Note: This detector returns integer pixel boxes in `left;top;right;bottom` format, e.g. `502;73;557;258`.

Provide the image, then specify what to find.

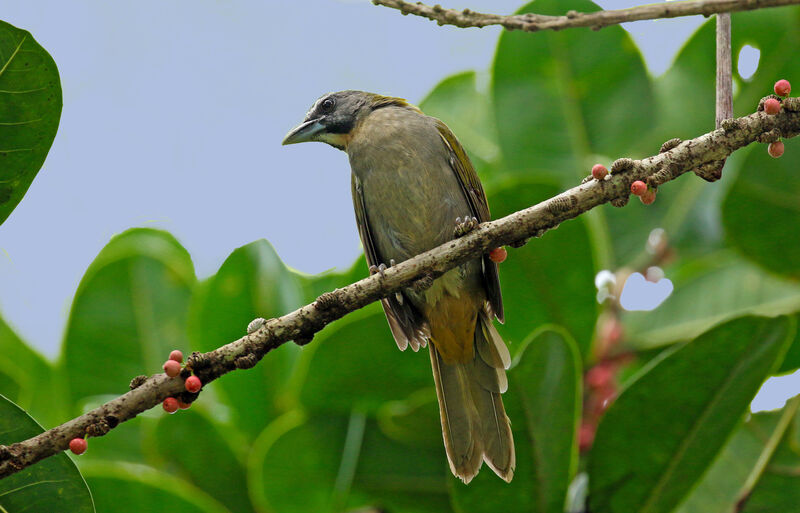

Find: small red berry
640;188;657;205
586;364;614;389
69;437;87;455
764;98;781;115
578;422;596;451
185;375;202;393
163;359;181;378
168;350;184;363
774;79;791;97
163;397;179;413
631;180;647;196
177;399;192;410
591;164;608;180
768;141;785;158
488;247;507;263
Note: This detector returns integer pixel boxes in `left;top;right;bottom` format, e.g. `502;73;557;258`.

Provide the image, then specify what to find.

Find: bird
283;90;514;484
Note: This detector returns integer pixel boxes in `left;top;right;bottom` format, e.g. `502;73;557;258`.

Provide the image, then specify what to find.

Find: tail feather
429;311;515;484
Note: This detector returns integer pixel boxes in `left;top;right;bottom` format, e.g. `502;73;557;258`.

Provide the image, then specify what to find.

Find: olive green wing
434;119;504;323
351;173;430;351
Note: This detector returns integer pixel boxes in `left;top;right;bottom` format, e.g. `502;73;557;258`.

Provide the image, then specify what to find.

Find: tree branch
372;0;800;32
2;98;799;479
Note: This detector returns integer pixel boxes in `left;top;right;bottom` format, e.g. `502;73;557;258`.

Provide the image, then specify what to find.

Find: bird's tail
429;310;515;484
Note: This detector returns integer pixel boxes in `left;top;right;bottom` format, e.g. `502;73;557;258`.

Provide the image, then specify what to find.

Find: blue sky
0;0;708;358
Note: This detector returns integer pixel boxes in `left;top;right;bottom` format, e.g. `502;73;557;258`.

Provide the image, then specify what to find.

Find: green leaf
153;409;254;513
0;21;62;226
81;461;229;513
722;135;800;280
187;239;305;438
676;403;796;513
589;315;795;513
450;328;581;513
62;228;196;408
0;312;63;425
419;71;499;175
740;397;800;513
0;394;93;513
777;316;800;374
489;180;597;356
623;253;800;349
299;306;431;414
492;0;653;184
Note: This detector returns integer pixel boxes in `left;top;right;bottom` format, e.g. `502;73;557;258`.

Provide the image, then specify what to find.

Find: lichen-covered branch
1;98;799;479
373;0;800;32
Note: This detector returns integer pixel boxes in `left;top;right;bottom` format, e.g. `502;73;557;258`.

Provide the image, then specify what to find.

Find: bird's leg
453;215;479;238
369;259;404;304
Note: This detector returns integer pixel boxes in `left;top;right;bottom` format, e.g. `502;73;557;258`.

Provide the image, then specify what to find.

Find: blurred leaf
676;403;796;513
0;313;63;425
187;239;305;438
62;228;195;407
489;180;597;356
451;328;581;513
299;306;431;414
492;0;653;184
377;388;441;449
0;21;62;226
0;394;93;513
778;316;800;374
419;71;499;175
589;315;795;513
293;254;367;304
741;397;800;512
722;135;800;280
249;410;450;513
153;409;254;513
623;253;800;349
82;461;229;513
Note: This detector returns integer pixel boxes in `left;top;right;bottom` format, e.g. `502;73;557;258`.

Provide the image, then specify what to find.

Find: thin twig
372;0;800;32
1;98;799;479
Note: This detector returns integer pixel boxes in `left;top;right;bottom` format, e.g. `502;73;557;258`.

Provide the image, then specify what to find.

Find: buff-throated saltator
283;91;514;483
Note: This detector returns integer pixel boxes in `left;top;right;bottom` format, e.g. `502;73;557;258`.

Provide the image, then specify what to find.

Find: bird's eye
320;98;335;112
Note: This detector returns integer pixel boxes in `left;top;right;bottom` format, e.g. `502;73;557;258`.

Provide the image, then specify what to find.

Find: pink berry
163;359;181;378
578;422;596;452
774;79;791;97
768;141;785;158
489;247;507;264
163;397;179;413
69;437;87;455
168;350;184;363
185;375;202;393
631;180;647;196
177;399;192;410
640;188;657;205
764;98;781;115
591;164;608;180
586;364;614;389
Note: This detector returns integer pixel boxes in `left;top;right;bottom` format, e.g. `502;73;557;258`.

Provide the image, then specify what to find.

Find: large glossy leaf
489;180;597;356
0;21;62;226
676;402;797;513
450;328;581;513
0;313;63;425
299;306;431;414
623;253;800;349
589;316;795;513
187;239;305;438
82;462;229;513
741;397;800;512
62;228;196;408
0;394;94;513
492;0;653;184
722;135;800;280
153;409;254;513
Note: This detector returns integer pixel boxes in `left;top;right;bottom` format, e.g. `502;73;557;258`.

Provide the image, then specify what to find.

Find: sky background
5;0;789;410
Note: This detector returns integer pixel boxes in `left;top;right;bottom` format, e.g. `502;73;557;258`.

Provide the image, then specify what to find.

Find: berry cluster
68;349;203;455
630;180;656;205
765;79;791;158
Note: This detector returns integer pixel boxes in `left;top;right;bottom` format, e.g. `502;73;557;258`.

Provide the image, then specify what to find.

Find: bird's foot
369;260;403;303
453;215;479;238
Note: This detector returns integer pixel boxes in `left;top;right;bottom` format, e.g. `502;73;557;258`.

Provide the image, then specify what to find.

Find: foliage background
1;1;800;512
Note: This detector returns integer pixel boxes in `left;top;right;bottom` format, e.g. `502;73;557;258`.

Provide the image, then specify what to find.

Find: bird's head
282;90;411;150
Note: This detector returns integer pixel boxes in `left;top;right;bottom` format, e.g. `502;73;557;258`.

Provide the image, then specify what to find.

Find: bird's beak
282;119;325;145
